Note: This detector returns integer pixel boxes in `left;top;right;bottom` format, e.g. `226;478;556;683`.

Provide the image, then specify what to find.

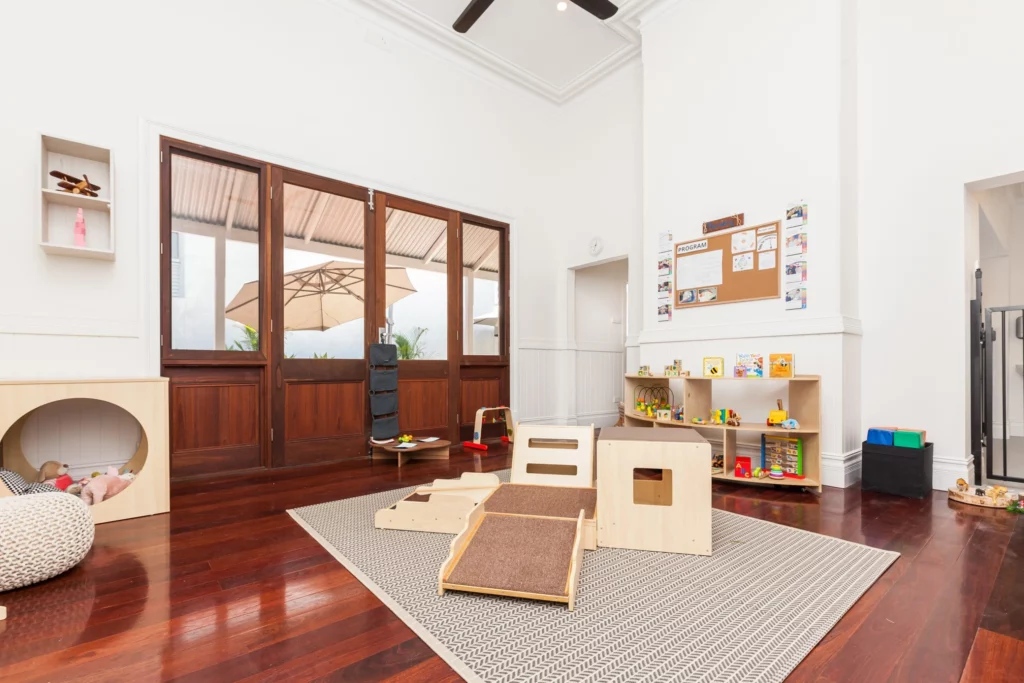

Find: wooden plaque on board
673;221;780;308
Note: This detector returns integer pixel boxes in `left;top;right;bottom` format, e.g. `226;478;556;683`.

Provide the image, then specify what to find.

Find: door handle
276;365;282;389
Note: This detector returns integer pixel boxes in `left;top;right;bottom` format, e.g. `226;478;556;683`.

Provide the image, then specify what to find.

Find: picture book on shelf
769;353;795;378
736;353;763;378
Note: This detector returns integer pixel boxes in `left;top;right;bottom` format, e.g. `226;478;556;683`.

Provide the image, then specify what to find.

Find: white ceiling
354;0;669;103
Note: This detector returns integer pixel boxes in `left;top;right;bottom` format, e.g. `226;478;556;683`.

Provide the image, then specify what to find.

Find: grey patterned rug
289;471;898;683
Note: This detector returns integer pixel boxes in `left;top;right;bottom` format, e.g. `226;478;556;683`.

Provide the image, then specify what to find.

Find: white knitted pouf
0;493;95;592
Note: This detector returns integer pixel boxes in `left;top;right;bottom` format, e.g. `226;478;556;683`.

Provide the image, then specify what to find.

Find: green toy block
893;430;925;449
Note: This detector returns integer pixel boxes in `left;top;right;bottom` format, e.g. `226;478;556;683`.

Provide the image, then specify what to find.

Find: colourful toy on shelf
767;399;788;426
656;408;672;421
636;365;652;377
634;385;674;420
692;417;707;425
769;464;785;479
710;409;741;426
780;419;800;430
762;434;804;478
735;456;752;478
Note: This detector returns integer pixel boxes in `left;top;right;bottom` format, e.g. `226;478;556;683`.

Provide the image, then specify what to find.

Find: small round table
371;439;451;468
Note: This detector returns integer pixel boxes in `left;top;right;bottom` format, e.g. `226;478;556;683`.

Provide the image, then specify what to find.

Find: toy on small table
398;434;414;444
735;456;752;478
767;399;788;427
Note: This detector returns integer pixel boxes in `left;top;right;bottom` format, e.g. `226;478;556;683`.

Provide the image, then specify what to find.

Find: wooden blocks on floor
597;426;712;556
374;472;499;534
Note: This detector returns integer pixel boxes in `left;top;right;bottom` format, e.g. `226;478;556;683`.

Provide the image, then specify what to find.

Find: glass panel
385;208;447;360
280;183;366;359
170;154;260;351
462;222;502;356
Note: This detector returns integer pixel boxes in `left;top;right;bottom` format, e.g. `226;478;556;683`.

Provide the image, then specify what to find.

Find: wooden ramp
438;508;585;611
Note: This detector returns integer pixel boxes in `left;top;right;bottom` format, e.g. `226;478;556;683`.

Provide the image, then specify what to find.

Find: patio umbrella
225;261;416;332
473;310;500;326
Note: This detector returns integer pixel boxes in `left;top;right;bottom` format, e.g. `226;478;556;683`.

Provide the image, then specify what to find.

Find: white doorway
569;258;628;427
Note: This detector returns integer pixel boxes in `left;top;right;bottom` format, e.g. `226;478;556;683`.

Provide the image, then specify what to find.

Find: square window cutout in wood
633;468;673;506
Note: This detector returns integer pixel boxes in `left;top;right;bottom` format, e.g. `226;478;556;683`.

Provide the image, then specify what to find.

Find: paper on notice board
757;234;777;252
732;252;754;272
759;250;776;270
731;230;756;254
676;249;723;289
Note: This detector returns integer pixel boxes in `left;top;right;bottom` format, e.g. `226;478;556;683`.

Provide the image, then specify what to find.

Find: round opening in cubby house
0;398;147;505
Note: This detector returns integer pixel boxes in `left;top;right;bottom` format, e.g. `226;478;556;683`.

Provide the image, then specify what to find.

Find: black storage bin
369;343;398;367
369;367;398;392
372;414;400;440
861;441;933;498
370;391;398;417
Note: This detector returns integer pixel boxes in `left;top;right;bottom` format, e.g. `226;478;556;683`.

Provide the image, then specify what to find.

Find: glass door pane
170;153;261;352
385;207;448;359
281;183;366;359
462;222;502;356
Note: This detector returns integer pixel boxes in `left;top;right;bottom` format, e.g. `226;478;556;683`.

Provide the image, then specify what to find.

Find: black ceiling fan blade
453;0;496;33
569;0;618;20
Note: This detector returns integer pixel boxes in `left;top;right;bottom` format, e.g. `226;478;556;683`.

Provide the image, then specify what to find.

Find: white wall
638;0;861;487
859;0;1024;487
0;0;643;428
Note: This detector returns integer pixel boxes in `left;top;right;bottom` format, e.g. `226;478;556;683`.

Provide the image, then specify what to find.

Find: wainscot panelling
575;349;624;425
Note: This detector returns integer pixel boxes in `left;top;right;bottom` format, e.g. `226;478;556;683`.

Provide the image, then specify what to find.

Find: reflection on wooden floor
0;444;1022;682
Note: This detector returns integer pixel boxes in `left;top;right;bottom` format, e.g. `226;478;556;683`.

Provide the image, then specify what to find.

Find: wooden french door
378;194;460;442
161;137;510;480
269;168;374;467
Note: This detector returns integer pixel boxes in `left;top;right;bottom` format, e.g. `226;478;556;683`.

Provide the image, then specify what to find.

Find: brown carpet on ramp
445;514;577;597
484;484;596;520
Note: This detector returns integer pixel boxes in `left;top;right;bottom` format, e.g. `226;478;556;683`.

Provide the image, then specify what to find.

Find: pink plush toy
80;467;135;505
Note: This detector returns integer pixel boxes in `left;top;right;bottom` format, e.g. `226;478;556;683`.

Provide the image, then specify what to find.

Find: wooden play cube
596;427;712;556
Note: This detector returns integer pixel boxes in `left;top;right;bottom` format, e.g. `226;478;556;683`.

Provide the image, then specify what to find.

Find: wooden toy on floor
375;472;500;534
462;406;514;452
438;424;596;609
596;427;712;556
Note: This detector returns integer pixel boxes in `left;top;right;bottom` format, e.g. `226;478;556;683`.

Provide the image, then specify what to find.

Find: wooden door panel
285;381;365;440
460;378;501;425
167;372;263;479
398;379;448;432
172;384;259;450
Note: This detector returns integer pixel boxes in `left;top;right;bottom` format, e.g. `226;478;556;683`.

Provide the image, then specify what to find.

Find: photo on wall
785;286;807;310
678;288;696;305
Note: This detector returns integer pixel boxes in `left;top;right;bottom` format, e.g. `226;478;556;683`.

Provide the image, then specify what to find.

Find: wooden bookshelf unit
623;373;822;492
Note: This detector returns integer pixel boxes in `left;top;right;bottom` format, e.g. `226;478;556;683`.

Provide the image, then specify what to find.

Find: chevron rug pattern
289;471;898;683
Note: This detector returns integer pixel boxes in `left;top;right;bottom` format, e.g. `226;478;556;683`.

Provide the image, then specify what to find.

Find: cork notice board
674;221;780;308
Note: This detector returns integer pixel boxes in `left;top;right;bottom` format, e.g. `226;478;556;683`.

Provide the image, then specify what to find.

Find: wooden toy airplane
49;171;101;197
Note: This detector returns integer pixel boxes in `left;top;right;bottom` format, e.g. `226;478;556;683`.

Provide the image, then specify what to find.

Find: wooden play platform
374;472;500;534
482;483;597;550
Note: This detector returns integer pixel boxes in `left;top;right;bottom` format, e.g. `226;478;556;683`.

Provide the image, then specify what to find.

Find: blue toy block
866;428;894;446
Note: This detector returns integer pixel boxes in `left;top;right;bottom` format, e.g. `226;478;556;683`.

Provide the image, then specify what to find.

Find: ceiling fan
453;0;619;34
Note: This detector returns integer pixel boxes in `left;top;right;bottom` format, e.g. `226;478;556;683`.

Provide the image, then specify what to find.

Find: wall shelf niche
39;134;115;260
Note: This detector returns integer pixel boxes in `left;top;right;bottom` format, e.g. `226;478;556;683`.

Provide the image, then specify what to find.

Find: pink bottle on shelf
74;208;86;247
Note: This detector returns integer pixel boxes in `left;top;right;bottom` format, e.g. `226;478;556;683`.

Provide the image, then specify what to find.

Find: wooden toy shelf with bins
623;373;822;492
683;375;822;492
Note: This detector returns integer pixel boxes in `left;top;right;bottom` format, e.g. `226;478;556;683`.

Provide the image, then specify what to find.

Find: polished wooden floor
1;445;1022;682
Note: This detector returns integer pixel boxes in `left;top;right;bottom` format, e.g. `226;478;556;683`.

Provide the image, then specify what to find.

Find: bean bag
0;492;94;593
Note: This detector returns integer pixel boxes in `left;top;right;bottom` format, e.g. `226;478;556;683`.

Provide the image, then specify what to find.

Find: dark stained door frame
159;136;511;479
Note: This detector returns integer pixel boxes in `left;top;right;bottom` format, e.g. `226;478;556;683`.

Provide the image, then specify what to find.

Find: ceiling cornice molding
616;0;685;31
341;0;644;104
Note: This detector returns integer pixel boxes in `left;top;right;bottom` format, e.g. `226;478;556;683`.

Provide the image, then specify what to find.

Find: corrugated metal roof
170;154;499;273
